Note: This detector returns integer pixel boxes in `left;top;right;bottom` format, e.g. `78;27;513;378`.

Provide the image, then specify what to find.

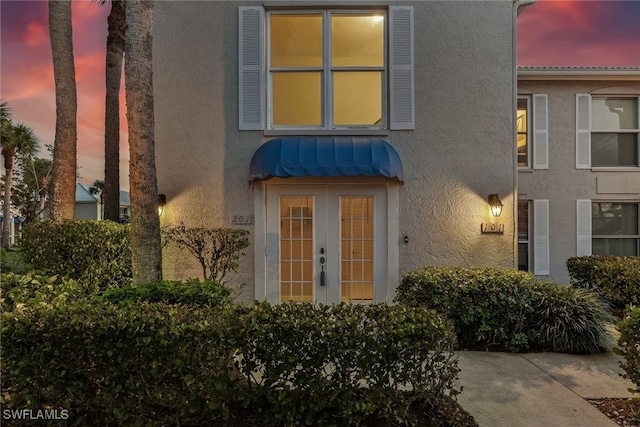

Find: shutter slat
239;7;263;130
389;6;414;130
576;199;592;256
533;199;549;275
533;94;548;169
576;94;591;168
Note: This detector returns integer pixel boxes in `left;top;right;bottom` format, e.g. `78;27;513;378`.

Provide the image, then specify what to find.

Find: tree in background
102;0;125;222
12;156;53;223
89;179;105;220
48;0;78;220
125;0;162;284
1;117;39;248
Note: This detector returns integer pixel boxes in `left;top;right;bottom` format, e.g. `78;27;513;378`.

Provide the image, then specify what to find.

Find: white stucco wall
518;78;640;283
153;1;517;302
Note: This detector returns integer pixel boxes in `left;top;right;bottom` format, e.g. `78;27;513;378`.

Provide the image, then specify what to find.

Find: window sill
518;168;534;173
591;167;640;172
265;129;390;137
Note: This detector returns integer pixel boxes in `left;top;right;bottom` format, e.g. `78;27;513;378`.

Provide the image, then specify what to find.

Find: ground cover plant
396;266;615;353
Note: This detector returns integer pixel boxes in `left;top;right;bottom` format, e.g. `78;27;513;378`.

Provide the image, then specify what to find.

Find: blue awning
249;137;404;183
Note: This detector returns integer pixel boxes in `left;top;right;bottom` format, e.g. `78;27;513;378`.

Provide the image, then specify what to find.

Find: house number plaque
481;223;504;234
231;214;254;225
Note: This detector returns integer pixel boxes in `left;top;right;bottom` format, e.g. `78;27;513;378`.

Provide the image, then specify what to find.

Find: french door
265;184;388;304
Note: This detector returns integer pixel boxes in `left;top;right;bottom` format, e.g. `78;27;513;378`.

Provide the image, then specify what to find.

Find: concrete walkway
456;351;636;427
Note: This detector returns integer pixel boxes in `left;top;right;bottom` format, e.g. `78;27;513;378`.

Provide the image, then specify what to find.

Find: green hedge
1;272;89;312
239;302;459;426
566;256;640;308
18;220;131;290
100;278;233;307
614;306;640;394
396;266;614;353
2;298;461;426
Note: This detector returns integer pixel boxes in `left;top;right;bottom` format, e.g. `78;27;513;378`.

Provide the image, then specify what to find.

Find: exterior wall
518;78;640;282
153;1;517;302
74;203;99;220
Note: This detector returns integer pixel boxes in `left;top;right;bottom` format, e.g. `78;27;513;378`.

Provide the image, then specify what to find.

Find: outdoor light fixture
488;194;503;217
158;194;167;216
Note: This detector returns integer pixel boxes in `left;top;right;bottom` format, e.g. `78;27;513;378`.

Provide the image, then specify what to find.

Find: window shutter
576;199;592;256
533;199;549;275
576;94;591;168
238;7;263;130
532;94;548;169
389;6;414;130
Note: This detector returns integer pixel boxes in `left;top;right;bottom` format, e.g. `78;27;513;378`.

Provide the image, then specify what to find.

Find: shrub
100;278;233;307
396;267;535;351
528;281;615;353
238;302;459;426
0;247;6;264
0;272;88;312
1;299;246;426
162;224;250;284
567;256;640;308
396;266;614;353
18;220;131;290
614;306;640;394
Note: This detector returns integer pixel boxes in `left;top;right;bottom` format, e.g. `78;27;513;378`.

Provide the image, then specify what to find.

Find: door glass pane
592;97;638;130
331;15;384;67
340;196;374;303
333;71;382;126
591;133;638;167
270;14;322;67
273;72;322;126
280;197;313;302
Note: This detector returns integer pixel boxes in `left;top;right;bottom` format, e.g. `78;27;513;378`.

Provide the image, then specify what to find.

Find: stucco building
153;0;537;303
517;67;640;282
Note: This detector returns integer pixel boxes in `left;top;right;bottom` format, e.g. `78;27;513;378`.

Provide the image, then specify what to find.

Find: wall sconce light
158;193;167;216
488;194;503;217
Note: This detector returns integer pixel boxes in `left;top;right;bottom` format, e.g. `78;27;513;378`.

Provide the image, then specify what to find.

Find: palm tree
102;0;125;222
125;0;162;284
1;122;39;248
88;179;105;220
24;157;53;221
48;0;78;220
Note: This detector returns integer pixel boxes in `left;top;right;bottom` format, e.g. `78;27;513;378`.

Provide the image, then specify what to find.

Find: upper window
268;11;385;130
591;97;639;167
238;6;414;132
517;97;530;168
592;202;639;256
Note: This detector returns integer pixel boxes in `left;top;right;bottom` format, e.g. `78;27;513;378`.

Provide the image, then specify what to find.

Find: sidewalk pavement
456;351;636;427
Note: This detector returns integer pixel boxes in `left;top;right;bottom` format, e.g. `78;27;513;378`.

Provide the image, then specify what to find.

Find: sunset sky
1;0;639;190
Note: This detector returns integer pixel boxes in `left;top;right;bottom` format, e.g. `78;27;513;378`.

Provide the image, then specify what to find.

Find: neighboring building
517;66;640;282
74;183;131;222
153;1;535;304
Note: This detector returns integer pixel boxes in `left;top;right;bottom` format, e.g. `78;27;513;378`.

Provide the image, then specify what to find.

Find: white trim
576;199;592;256
253;182;267;300
532;94;548;169
533;199;549;275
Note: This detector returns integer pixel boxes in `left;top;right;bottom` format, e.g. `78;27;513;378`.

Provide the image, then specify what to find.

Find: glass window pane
331;15;384;67
273;72;322;126
592;203;638;236
333;72;382;126
592;238;638;256
517;135;528;167
518;201;529;241
517;99;528;132
270;14;322;67
591;134;638;167
592;97;638;130
518;243;529;271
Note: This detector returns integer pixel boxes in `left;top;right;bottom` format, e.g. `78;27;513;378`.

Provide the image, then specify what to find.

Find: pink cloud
24;22;47;47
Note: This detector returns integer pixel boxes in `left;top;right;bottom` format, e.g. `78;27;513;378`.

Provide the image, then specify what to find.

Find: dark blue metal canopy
249;137;404;183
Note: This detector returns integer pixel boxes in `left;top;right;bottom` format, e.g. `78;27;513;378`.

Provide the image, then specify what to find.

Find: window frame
517;96;531;169
590;95;640;168
517;199;531;271
591;201;640;256
266;9;388;132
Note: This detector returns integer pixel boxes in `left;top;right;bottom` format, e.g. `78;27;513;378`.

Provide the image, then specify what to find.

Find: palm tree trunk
2;152;14;248
125;0;162;284
103;0;125;222
48;0;78;220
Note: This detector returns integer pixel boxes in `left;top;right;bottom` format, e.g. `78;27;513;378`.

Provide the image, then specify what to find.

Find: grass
1;249;31;273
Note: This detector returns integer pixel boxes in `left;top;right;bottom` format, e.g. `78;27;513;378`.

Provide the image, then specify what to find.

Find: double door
265;184;387;304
